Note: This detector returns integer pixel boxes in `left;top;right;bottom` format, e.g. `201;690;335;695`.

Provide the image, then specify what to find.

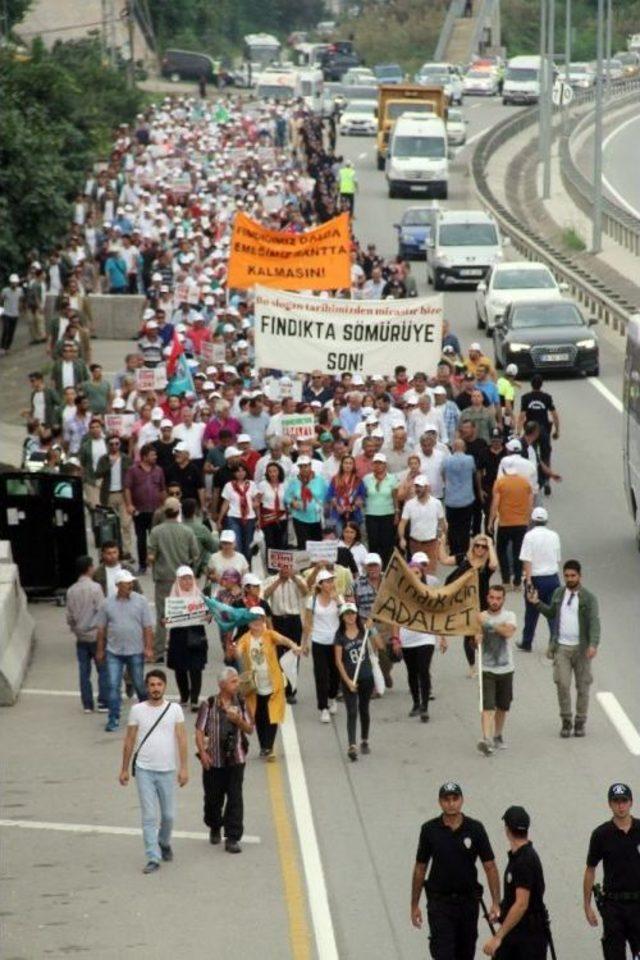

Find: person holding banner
440;534;499;677
256;462;289;557
166;566;208;712
233;610;302;761
263;563;309;704
333;604;375;762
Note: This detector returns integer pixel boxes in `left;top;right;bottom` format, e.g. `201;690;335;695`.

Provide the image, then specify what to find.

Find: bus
243;33;281;71
623;313;640;547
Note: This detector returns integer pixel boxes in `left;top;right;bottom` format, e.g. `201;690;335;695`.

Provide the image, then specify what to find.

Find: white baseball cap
372;453;387;463
160;418;173;428
220;530;236;543
173;442;189;453
115;569;135;584
112;397;126;409
224;446;241;458
531;506;549;522
505;363;519;376
469;342;482;352
411;551;429;564
316;570;335;583
506;438;522;452
237;433;251;444
364;552;382;566
296;456;312;466
249;605;266;617
414;475;430;486
151;407;164;419
176;565;194;578
243;573;262;587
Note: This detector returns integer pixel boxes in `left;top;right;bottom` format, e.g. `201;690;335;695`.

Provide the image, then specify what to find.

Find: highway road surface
2;96;639;960
602;109;640;219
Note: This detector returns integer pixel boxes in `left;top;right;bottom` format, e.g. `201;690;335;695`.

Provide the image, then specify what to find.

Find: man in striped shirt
195;667;254;853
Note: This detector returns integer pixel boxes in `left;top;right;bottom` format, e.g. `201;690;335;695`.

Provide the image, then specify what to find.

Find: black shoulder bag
132;703;172;777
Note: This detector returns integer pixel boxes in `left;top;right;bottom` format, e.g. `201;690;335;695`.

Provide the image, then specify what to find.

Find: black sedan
493;299;599;376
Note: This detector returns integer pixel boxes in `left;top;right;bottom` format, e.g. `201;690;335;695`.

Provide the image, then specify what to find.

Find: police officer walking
411;781;500;959
584;782;640;959
483;806;548;958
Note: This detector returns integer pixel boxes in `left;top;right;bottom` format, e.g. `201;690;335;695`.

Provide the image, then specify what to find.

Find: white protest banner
104;413;136;438
199;340;226;365
281;413;316;441
306;540;339;564
262;376;303;403
279;649;299;692
135;364;167;391
254;286;443;376
267;548;310;572
164;596;209;628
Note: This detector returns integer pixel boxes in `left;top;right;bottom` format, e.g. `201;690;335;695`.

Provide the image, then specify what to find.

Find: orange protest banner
227;211;351;291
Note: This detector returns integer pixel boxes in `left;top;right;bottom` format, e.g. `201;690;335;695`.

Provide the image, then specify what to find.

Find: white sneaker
328;699;337;715
320;709;331;723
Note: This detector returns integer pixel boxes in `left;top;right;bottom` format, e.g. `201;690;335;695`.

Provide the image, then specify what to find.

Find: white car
415;63;463;104
462;69;499;96
338;99;377;135
343;67;377;85
446;108;467;145
567;62;595;89
475;261;567;332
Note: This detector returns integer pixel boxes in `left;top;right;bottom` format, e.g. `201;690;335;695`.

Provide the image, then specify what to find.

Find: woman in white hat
333;604;375;761
166;566;208;711
233;609;301;761
302;570;343;723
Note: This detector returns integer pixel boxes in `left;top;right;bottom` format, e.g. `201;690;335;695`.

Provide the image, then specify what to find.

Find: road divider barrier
471;77;640;335
0;542;35;706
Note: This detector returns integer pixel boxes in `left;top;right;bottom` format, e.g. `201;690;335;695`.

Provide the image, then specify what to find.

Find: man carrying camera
195;666;254;854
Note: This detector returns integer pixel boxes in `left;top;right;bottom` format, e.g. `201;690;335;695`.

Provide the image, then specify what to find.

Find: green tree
0;37;142;276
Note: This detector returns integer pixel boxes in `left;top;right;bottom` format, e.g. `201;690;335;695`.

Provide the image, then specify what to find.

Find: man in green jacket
529;559;600;739
181;497;218;576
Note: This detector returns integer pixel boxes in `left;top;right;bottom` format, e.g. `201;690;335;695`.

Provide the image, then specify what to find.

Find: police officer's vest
339;166;356;194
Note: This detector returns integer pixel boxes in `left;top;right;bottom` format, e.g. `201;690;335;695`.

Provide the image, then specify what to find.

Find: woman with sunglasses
333;604;375;761
439;534;498;677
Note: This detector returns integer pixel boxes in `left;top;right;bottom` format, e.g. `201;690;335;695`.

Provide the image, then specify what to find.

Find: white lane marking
358;150;368;160
588;377;623;413
602;113;640;219
596;693;640;756
0;819;261;843
281;705;339;960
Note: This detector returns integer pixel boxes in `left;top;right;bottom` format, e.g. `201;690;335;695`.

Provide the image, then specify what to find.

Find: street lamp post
592;0;605;253
605;0;612;96
542;0;555;198
539;0;547;161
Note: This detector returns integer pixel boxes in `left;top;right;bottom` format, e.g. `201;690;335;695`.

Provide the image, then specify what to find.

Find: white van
502;55;542;105
427;209;505;290
255;70;301;102
298;68;324;112
386;115;448;199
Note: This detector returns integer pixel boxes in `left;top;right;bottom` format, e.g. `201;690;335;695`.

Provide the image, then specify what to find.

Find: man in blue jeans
517;506;561;651
119;670;188;873
65;555;109;712
96;569;153;731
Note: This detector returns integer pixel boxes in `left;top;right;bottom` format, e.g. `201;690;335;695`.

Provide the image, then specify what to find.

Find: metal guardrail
471;82;640;334
559;82;640;256
434;0;466;62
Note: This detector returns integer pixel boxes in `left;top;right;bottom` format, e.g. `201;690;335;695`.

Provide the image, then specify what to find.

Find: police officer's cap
502;806;530;833
608;783;632;802
439;781;463;798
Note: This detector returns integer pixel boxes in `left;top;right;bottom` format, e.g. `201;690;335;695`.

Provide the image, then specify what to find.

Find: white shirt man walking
517;506;561;651
119;669;188;873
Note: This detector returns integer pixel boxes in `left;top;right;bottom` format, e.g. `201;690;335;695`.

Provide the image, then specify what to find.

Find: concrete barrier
88;294;146;339
0;542;35;706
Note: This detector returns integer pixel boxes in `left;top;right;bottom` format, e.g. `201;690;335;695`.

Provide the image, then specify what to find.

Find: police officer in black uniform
584;782;640;959
411;781;500;959
483;806;548;958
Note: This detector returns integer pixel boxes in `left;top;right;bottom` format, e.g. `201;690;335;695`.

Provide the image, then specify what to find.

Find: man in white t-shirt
497;438;538;494
173;407;206;466
119;669;188;873
518;506;561;651
476;585;517;756
397;476;445;572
